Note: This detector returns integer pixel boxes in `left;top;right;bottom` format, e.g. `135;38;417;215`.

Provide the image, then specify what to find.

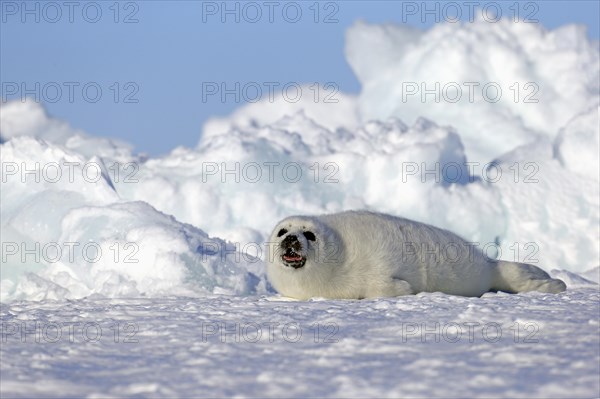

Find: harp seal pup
266;211;566;300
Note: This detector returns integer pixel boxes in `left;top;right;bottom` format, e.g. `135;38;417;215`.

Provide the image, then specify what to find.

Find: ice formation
1;18;598;302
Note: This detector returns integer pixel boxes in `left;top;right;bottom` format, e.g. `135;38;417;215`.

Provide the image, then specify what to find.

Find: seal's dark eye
277;229;288;237
303;231;316;241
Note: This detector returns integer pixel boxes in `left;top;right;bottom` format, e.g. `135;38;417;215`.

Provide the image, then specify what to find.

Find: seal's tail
490;261;567;294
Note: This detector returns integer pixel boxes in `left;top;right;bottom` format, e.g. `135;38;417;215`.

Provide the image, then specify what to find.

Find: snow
582;266;600;284
554;106;600;182
346;19;599;164
0;100;133;161
1;289;599;398
0;134;268;302
0;16;599;397
202;84;361;138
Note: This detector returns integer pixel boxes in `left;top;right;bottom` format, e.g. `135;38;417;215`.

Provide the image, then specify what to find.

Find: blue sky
2;0;599;156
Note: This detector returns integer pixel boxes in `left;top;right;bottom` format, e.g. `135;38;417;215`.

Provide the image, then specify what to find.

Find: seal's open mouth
282;248;306;269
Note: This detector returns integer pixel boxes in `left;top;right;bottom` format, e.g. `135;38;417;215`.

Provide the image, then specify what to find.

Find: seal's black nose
282;234;297;245
281;234;301;250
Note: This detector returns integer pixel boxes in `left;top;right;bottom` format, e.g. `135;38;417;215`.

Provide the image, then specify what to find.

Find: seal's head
268;216;322;270
266;215;345;299
274;226;315;269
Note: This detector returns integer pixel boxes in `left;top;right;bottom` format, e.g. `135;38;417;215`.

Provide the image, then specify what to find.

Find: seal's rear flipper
491;261;567;294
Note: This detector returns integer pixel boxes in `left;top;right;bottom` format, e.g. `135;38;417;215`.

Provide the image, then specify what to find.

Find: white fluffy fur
267;211;566;299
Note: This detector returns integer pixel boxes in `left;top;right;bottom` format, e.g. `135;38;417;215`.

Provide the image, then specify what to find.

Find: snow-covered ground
2;289;599;398
1;16;599;398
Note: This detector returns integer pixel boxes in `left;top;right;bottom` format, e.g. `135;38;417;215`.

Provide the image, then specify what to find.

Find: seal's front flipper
368;278;413;298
